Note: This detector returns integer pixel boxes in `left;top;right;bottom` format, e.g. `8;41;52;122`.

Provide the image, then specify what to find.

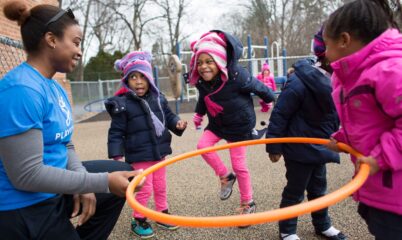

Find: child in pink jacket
256;63;277;112
325;1;402;239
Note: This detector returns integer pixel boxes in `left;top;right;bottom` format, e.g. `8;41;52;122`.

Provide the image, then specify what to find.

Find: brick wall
0;0;73;104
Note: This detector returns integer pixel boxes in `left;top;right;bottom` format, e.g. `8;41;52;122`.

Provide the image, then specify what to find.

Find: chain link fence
0;36;25;78
70;76;177;120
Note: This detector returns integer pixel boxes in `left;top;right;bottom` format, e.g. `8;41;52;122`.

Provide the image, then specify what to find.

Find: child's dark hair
325;0;402;44
3;0;78;53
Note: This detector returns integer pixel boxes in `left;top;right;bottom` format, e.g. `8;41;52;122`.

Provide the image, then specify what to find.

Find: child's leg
279;159;312;234
306;164;331;232
197;130;228;177
131;162;154;219
228;145;252;203
358;203;402;239
152;164;168;212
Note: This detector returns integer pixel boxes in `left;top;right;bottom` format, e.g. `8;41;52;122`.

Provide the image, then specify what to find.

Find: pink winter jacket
331;29;402;215
257;73;277;92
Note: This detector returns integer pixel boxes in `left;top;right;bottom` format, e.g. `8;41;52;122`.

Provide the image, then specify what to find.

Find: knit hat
189;31;229;117
262;63;270;72
114;51;159;96
189;31;228;86
114;51;165;136
313;27;326;59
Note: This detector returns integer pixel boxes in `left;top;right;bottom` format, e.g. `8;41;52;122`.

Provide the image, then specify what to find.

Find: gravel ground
72;110;374;240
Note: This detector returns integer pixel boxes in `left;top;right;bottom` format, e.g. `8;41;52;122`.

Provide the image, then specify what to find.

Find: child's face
263;70;270;76
127;71;149;96
197;53;219;82
323;33;345;63
323;31;365;63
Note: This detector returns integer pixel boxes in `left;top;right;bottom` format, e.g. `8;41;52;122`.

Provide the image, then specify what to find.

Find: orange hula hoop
126;137;369;228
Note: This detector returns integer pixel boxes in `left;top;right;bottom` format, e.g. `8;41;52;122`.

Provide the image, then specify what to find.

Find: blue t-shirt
0;62;74;210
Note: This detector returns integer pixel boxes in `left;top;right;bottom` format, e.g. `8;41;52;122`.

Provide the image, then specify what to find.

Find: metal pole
98;79;104;111
282;48;287;77
176;42;181;59
264;36;269;62
175;41;183;113
153;66;159;88
247;34;252;74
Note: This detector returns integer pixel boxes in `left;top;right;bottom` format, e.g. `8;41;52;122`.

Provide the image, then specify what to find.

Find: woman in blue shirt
0;1;141;239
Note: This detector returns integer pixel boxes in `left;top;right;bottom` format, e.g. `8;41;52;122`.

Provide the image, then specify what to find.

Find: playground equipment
127;137;369;228
167;54;182;99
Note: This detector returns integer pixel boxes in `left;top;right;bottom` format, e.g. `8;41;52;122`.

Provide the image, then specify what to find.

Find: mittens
193;113;204;130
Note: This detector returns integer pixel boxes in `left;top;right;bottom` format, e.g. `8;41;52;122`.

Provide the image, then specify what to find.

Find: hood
210;30;243;67
294;59;334;113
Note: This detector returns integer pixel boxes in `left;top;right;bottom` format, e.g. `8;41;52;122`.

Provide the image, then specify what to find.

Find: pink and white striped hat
189;32;228;86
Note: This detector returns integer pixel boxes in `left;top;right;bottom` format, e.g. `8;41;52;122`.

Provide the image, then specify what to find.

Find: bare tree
99;0;164;50
91;1;120;52
240;0;345;56
152;0;190;53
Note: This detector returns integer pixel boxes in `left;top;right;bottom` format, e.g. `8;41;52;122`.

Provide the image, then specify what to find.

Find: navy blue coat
195;30;275;142
105;92;183;163
266;59;340;164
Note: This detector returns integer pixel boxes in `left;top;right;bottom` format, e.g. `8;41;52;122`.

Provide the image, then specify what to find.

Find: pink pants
131;161;168;219
197;130;253;203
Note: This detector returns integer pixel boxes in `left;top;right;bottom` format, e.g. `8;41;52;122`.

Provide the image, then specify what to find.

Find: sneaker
280;233;300;240
237;201;257;228
315;229;347;240
131;218;154;239
156;210;179;230
219;172;236;200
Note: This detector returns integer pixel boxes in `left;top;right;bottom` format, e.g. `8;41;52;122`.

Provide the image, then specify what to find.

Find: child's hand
176;120;188;130
325;138;341;152
269;153;282;163
193;113;203;130
356;156;380;175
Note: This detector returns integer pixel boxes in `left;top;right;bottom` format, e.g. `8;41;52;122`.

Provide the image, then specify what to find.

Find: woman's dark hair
3;0;78;53
325;0;402;44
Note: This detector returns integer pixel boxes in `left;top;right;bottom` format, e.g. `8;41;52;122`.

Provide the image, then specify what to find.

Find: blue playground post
175;42;182;114
282;48;287;76
247;34;252;74
153;66;159;88
264;36;269;61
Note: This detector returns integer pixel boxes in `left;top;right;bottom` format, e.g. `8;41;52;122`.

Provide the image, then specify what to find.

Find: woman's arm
66;141;87;172
0;129;109;194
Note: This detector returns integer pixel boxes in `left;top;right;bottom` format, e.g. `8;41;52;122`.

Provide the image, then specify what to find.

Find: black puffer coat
195;30;275;142
266;59;340;164
105;92;183;163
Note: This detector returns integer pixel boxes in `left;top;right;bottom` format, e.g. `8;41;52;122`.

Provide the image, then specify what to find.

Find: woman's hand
71;193;96;226
176;120;188;130
325;137;341;152
356;156;380;175
107;170;145;197
269;153;282;163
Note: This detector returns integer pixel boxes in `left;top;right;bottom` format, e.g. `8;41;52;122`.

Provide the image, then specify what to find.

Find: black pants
279;159;331;234
0;160;132;240
358;203;402;240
